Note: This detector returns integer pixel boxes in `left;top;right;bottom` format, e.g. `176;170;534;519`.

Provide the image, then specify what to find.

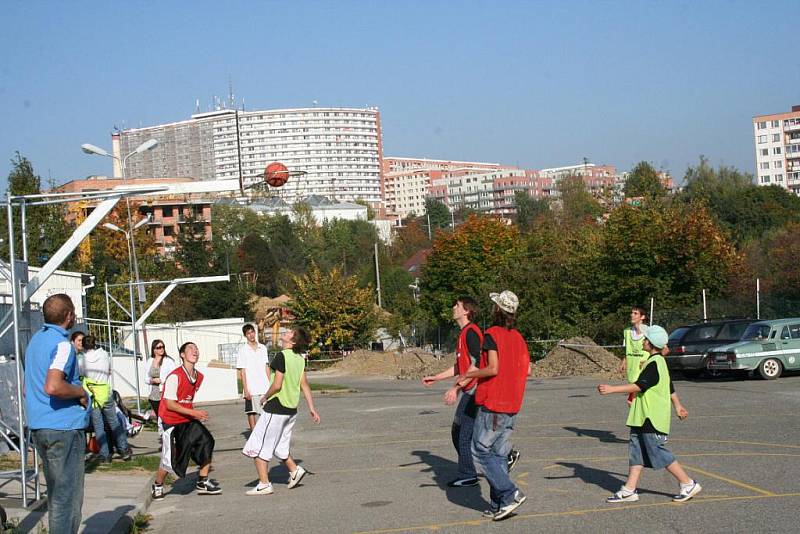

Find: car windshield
741;324;771;341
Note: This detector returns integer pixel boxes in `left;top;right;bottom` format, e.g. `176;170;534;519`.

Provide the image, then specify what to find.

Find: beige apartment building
753;105;800;195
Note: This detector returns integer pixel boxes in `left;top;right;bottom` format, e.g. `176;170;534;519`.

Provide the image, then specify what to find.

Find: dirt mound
329;349;453;380
533;336;623;379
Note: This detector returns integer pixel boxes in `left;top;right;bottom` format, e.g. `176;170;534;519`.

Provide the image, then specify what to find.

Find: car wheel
757;358;782;380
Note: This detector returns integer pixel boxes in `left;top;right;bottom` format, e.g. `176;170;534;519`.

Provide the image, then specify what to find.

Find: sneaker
492;490;526;521
673;480;702;502
607;488;639;503
151;484;164;500
287;466;307;489
507;449;521;472
121;449;133;461
196;478;222;495
100;456;113;464
481;508;499;518
447;477;479;487
246;482;274;496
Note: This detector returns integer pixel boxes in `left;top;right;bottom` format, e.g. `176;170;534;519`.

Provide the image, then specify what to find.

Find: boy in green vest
598;325;701;503
620;306;649;386
242;326;320;495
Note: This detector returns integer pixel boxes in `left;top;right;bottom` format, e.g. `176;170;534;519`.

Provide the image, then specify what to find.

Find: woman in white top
145;339;176;417
80;335;131;462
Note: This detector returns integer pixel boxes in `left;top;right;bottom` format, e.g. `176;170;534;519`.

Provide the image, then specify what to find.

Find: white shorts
242;412;297;462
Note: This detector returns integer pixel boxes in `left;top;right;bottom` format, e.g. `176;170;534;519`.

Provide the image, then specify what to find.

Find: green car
706;318;800;379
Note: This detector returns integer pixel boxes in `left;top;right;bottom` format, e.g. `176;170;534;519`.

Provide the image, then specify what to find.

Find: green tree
354;199;376;220
557;175;603;223
1;153;74;266
679;156;800;243
624;161;665;199
424;197;452;233
514;191;550;232
420;215;521;323
290;264;378;354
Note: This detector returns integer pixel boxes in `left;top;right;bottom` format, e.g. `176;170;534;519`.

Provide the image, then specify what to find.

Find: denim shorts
628;429;675;469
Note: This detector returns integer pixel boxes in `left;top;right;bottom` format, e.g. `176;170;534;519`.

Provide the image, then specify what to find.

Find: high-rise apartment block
753;105;800;195
115;107;384;203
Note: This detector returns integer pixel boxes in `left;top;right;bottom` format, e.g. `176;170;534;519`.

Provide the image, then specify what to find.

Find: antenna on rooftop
228;77;235;109
195;99;200;113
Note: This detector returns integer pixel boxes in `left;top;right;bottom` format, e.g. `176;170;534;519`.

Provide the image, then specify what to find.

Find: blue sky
1;0;797;188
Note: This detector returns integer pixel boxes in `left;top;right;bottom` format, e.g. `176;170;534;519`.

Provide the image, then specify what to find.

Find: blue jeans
472;407;517;508
451;392;477;479
90;396;129;458
32;429;85;534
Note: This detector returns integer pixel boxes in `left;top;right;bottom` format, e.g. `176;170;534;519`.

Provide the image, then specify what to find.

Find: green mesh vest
626;353;672;435
624;327;649;383
269;349;305;409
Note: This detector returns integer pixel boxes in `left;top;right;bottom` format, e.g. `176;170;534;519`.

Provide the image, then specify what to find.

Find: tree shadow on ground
562;426;627;443
82;504;134;532
546;462;673;497
406;450;488;512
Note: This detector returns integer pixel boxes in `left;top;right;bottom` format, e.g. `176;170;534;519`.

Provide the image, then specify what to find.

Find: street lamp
82;137;158;304
103;214;152;281
84;137;157;413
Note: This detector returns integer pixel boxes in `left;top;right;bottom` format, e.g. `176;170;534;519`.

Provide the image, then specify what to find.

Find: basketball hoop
241;162;307;195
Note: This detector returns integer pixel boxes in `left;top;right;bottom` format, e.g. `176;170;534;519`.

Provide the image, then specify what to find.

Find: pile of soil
328;349;453;380
532;336;623;379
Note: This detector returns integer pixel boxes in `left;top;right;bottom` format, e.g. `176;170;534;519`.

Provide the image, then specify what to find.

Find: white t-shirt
236;342;270;395
80;348;111;383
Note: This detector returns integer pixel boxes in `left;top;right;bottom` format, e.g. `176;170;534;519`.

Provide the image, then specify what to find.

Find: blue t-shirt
24;324;89;430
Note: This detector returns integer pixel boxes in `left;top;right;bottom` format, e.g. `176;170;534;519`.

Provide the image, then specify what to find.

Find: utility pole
374;243;382;308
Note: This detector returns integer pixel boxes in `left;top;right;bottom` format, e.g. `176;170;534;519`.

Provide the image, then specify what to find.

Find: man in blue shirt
24;294;90;534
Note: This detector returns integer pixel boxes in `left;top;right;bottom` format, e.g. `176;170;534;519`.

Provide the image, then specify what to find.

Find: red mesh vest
159;366;204;425
456;323;483;392
474;326;529;414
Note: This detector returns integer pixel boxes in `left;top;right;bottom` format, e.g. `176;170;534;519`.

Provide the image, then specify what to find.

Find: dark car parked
666;318;756;376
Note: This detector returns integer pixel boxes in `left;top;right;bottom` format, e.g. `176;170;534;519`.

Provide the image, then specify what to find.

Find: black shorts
161;420;215;478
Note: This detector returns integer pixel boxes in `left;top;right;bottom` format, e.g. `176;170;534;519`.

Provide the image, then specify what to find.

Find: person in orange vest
456;291;530;521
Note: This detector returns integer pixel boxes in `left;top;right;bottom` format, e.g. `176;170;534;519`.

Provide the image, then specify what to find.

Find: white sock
680;480;695;489
257;482;271;489
621;485;635;495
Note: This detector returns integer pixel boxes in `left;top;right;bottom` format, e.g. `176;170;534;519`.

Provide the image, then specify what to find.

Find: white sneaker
246;482;274;496
673;480;702;502
607;488;639;503
287;466;307;489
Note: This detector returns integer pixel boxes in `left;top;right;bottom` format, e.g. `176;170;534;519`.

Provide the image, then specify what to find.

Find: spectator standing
24;294;90;534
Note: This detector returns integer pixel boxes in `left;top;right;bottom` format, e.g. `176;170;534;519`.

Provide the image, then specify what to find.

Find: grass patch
86;454;161;474
130;512;152;534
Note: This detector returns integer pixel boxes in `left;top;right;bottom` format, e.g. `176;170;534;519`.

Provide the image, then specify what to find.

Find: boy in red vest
152;342;221;500
456;290;530;521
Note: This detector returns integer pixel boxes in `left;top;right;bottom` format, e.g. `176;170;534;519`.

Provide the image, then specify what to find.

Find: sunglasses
155;345;165;349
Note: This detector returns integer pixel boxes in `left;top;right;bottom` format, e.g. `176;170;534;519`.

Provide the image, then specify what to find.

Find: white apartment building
753;105;800;195
382;157;505;217
115;107;384;203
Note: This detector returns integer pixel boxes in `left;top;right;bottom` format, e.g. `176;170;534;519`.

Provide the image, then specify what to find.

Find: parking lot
146;372;800;533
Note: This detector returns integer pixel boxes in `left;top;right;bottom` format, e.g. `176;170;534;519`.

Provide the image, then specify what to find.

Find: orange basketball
265;162;290;187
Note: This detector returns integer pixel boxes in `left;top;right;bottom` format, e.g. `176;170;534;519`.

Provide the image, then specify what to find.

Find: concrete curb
109;473;157;534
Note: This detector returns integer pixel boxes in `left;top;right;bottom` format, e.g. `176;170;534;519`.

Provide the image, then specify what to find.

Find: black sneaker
196;478;222;495
493;490;526;521
151;484;165;500
121;449;133;461
481;508;499;518
447;477;479;487
507;449;521;472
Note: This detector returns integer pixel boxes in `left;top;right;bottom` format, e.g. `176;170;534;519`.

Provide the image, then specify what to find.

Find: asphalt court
147;373;800;533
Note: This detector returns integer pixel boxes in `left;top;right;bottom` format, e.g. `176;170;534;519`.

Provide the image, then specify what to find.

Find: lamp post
83;138;158;413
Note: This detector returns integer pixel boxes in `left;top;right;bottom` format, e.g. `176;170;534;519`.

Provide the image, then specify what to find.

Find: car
706;318;800;380
665;318;756;376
